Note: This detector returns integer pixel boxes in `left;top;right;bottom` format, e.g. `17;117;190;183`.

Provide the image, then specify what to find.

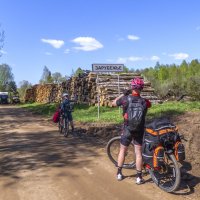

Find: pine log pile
61;72;91;104
87;73;161;106
24;72;162;105
24;84;63;103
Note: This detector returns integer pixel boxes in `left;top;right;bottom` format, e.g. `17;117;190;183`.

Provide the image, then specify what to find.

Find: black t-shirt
116;95;129;115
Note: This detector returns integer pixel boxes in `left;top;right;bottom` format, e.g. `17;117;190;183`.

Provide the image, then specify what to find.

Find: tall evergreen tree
74;67;84;77
40;66;53;84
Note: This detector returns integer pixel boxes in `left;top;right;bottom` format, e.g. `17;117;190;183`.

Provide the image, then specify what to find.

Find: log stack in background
88;73;161;106
24;72;162;105
24;84;63;103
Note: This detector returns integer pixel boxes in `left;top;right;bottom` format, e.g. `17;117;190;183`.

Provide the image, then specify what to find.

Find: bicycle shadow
121;161;200;196
172;161;200;196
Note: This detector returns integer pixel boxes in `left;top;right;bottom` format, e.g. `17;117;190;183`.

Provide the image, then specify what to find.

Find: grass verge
20;101;200;124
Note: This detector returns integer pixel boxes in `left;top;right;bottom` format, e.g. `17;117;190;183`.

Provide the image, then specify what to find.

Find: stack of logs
24;72;161;105
24;84;63;103
87;73;161;106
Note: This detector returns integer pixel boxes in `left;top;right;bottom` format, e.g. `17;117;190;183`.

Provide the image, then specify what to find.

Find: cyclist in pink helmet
112;77;151;184
131;77;144;90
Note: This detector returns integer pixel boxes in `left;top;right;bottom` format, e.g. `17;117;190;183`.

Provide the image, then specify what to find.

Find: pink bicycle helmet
131;78;144;90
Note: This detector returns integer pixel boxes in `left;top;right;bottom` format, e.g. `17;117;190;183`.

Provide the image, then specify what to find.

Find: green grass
147;101;200;120
20;101;200;124
20;102;58;116
73;104;122;123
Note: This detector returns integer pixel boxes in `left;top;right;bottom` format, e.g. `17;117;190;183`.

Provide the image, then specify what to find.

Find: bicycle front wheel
106;136;136;169
149;154;181;193
58;117;63;134
63;118;69;137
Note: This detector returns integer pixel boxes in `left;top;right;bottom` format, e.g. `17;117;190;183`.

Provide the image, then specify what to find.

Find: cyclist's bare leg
134;144;143;171
117;144;128;167
116;144;128;179
134;144;144;183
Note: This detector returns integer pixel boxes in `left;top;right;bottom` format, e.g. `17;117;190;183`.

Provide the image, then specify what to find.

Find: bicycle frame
58;113;69;137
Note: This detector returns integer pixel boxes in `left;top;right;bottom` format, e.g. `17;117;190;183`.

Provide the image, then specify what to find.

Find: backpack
63;99;73;112
126;96;146;132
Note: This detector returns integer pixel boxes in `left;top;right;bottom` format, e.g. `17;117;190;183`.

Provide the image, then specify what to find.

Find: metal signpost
92;64;124;73
92;64;124;119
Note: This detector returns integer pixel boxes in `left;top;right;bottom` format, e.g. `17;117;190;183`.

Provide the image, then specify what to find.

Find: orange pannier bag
142;118;185;167
153;145;165;168
174;141;185;161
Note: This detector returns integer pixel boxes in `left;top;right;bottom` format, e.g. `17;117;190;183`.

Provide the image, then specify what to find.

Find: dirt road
0;105;197;200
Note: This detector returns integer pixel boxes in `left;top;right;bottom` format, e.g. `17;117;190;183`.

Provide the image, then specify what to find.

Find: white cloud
0;50;7;54
117;56;144;63
196;26;200;31
41;39;64;48
169;53;189;60
127;34;140;41
64;49;70;54
45;52;52;56
151;56;160;61
71;37;103;51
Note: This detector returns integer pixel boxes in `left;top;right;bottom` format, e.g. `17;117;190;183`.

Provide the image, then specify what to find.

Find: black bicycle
106;135;183;193
58;114;69;137
58;101;75;137
106;136;136;169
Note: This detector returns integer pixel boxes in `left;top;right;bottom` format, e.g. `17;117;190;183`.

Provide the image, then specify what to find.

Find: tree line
0;64;81;100
39;66;69;84
1;59;200;101
0;64;63;99
140;59;200;100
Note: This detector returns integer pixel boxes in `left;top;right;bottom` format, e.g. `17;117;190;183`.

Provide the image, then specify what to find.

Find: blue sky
0;0;200;85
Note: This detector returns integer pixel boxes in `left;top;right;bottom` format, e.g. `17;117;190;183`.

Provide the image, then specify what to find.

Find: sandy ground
0;105;199;200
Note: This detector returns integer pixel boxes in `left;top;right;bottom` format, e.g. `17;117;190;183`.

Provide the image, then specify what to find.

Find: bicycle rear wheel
149;154;181;193
106;136;136;169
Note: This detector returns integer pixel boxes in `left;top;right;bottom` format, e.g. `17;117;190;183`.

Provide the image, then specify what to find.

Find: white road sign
92;64;124;72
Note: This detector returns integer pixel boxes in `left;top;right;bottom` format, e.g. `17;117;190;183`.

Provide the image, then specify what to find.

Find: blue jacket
61;99;71;113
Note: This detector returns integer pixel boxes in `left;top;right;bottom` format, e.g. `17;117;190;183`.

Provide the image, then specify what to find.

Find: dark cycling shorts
120;126;144;146
64;112;73;122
